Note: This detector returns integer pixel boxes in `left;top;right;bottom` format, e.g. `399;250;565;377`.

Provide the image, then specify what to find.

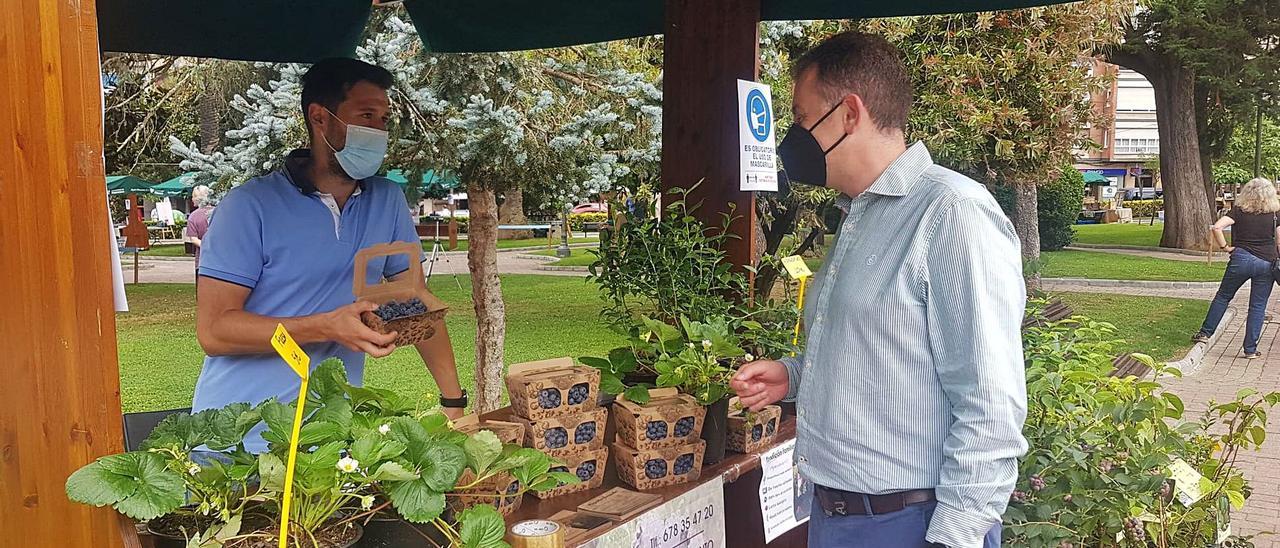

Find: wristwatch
440;390;468;409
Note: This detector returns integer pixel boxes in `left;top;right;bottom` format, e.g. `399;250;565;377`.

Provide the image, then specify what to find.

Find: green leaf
608;347;639;373
298;421;344;446
623;385;652;404
1249;426;1267;446
1238;388;1258;401
411;441;468;491
311;395;353;428
578;356;613;371
1227;489;1246;510
66;454;143;507
98;452;185;520
457;505;509;548
370;461;419;482
465;430;504;475
258;399;296;444
600;374;627;395
386;479;446;523
258;452;285;492
419;413;451;437
140;411;209;451
308;358;349;401
205;403;254;450
548;471;581;486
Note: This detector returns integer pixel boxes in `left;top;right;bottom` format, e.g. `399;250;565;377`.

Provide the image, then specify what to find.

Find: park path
1159;309;1280;546
120;249;586;284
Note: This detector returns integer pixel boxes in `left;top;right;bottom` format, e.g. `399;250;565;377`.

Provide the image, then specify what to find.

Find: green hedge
1124;199;1163;218
569;212;608;231
992;166;1085;251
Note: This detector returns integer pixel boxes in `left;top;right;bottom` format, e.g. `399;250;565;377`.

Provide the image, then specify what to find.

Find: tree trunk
1012;183;1041;291
497;187;528;224
466;183;505;412
197;91;221;154
1200;151;1215;214
1150;64;1214;249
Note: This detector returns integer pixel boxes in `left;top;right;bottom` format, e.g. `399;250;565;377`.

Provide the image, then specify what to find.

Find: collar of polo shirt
282;148;368;195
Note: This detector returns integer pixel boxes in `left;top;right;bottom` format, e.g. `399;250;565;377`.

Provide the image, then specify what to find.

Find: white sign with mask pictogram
738;79;778;192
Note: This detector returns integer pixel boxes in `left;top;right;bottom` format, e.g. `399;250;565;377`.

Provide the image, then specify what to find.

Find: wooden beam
0;0;127;545
661;0;761;271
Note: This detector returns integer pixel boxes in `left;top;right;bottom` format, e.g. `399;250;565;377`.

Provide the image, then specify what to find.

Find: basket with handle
354;241;448;347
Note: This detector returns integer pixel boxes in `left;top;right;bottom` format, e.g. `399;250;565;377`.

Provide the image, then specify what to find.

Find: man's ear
306;102;328;134
841;94;865;134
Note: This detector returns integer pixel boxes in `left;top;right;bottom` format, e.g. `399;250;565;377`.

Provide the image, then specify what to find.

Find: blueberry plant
66;359;574;548
1005;301;1280;547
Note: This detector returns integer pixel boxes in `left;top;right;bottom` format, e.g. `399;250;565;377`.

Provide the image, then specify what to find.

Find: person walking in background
186;185;215;278
1193;177;1280;358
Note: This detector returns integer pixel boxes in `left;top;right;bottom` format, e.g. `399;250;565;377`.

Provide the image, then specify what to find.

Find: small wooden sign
578;487;663;522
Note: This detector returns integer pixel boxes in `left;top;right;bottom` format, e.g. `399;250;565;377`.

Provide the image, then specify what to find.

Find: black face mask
776;102;849;188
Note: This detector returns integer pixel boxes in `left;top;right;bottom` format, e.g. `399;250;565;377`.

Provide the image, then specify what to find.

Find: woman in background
1193;178;1280;358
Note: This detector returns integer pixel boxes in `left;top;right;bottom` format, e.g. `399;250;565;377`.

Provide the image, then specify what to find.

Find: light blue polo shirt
194;149;421;453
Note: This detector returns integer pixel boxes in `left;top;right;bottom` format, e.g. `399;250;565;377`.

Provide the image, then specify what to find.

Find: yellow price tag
271;324;310;380
780;255;813;279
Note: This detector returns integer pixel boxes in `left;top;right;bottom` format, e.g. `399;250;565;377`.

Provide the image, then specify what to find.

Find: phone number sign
586;477;725;548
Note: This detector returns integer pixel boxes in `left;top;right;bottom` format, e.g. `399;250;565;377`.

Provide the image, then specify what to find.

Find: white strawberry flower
378;423;391;435
701;340;712;350
337;456;360;474
744;353;755;362
188;464;202;475
360;495;375;510
687;342;695;349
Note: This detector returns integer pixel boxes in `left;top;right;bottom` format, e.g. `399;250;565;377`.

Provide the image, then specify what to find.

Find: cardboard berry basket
531;447;610;500
449;470;524;517
612;439;706;491
726;400;782;454
354;242;448;348
454;414;526;445
512;406;608;457
504;357;601;420
612;388;706;452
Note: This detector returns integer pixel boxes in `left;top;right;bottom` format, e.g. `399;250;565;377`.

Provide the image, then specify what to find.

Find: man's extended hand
730;360;790;411
322;302;398;358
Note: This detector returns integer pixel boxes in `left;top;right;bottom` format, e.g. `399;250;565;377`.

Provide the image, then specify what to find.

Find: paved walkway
1161;309;1280;546
119;250;586;284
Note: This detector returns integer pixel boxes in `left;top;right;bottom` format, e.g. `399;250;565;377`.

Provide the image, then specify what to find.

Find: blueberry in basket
373;297;428;322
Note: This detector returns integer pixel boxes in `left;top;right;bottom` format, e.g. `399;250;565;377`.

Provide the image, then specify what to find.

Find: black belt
814;485;936;516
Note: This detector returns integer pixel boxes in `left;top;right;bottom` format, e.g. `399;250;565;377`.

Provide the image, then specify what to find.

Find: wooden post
0;0;127;546
661;0;761;272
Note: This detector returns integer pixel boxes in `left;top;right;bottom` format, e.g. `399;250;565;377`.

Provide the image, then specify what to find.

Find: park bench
1022;299;1153;379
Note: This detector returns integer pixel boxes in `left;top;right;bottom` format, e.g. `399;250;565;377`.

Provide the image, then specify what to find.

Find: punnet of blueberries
574;422;597;444
544;427;568;449
644;458;668;479
567;383;590;405
372;297;428;322
674;416;695;437
751;424;763;442
645;420;669;441
576;460;598;482
538;388;562;409
673;454;695;475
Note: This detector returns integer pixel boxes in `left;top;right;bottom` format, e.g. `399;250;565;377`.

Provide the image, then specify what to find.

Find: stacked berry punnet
726;400;782;455
506;358;610;499
611;389;708;490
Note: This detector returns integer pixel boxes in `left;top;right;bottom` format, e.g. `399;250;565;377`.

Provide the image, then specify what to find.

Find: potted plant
66;359;573;548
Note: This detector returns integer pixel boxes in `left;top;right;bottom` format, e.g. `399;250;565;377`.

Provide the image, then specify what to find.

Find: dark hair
793;32;911;133
300;57;394;130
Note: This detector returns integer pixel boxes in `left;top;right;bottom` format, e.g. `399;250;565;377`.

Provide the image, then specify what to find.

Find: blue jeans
808;498;1000;548
1199;249;1275;354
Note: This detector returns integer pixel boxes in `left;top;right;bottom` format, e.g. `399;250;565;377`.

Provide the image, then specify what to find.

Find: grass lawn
533;248;597;267
425;236;597;252
1072;222;1164;247
1039;250;1225;282
139;244;190;257
115;276;621;413
1054;291;1207;362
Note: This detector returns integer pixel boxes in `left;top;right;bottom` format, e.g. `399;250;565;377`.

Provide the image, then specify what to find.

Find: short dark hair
793;32;911;133
300;57;394;125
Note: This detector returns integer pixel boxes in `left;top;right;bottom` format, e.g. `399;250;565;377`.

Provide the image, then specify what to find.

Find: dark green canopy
98;0;1075;61
151;172;199;197
105;175;156;195
385;169;460;192
1081;171;1111;185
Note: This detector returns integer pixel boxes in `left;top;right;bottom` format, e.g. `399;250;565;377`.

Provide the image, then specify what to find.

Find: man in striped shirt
732;32;1028;548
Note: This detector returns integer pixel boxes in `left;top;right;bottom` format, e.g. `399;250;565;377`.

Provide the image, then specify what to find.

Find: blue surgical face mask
320;107;389;180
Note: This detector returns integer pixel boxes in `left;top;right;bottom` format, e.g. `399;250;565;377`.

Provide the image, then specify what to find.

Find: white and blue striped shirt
782;142;1028;548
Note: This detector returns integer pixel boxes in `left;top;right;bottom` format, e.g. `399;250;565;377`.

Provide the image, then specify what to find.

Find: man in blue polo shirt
195;58;467;453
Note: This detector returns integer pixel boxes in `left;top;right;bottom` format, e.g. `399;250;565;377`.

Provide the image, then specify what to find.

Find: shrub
1006;301;1279;547
569;212;608;231
1125;199;1164;218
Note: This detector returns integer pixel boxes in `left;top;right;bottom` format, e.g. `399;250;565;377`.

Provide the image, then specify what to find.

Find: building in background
1076;61;1160;197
